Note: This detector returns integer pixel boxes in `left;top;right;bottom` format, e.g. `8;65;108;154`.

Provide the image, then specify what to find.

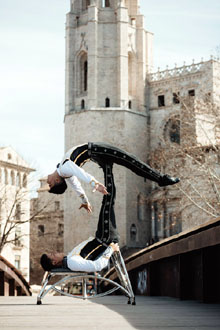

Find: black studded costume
56;142;179;254
87;143;163;245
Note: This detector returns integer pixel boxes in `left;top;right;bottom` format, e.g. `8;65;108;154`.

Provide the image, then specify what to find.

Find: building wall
147;59;220;238
0;146;34;282
30;178;64;285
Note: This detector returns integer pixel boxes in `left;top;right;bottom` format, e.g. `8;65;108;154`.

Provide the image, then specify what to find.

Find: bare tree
0;182;52;253
148;93;220;234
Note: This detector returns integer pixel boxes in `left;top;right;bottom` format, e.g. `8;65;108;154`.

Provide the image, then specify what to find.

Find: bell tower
64;0;153;252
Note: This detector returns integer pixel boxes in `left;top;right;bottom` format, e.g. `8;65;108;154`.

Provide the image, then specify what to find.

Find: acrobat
40;239;119;273
47;142;180;244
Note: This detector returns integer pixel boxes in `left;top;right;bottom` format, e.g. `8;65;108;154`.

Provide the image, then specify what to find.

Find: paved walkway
0;295;220;330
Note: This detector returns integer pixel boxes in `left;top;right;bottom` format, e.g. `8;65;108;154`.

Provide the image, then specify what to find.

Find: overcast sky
0;0;219;184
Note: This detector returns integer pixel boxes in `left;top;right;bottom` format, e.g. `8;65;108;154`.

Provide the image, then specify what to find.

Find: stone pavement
0;295;220;330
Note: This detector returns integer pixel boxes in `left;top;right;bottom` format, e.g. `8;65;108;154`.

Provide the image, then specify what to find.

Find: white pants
67;246;113;272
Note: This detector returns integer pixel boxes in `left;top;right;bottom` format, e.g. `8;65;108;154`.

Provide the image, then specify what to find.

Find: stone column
65;12;76;114
117;1;129;108
136;14;146;112
87;3;98;109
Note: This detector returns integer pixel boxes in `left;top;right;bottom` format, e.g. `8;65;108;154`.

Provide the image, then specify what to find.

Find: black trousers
70;142;162;246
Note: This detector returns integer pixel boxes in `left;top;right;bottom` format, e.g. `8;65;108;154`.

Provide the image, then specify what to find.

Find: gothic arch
105;97;110;107
76;51;88;95
163;115;180;144
81;99;85;109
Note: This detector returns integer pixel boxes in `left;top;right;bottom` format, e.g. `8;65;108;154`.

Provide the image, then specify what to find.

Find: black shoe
159;175;180;187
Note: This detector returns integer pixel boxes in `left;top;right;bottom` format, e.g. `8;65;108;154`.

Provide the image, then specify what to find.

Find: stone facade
30;178;64;285
0;146;34;281
64;0;220;250
147;59;220;240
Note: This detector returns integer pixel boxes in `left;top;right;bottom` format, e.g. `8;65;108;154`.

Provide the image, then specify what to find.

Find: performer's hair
40;254;53;271
49;179;67;195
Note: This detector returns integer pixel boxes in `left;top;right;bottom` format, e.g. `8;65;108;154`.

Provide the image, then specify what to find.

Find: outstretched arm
58;160;108;195
66;176;92;213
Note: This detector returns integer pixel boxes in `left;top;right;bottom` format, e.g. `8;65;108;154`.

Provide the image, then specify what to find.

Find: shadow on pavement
90;295;220;330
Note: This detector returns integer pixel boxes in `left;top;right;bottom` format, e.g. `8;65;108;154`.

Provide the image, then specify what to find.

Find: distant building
30;178;64;285
0;146;34;281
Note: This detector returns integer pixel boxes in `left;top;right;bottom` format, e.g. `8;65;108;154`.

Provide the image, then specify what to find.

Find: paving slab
0;295;220;330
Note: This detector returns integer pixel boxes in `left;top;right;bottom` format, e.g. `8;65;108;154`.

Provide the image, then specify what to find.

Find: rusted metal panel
105;218;220;303
126;225;220;273
202;245;220;303
179;251;203;301
9;279;15;296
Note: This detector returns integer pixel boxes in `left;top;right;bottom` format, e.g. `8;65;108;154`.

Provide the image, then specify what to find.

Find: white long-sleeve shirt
56;145;98;204
67;237;113;272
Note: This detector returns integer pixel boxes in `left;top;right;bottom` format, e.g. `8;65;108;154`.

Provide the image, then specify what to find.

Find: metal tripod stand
111;249;136;305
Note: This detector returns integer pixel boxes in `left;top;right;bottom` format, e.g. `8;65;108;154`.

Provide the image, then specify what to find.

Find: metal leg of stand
82;278;87;300
111;250;136;305
37;271;51;305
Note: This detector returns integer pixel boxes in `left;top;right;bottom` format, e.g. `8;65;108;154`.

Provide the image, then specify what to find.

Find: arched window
105;97;110;107
84;60;88;91
38;225;45;237
81;99;85;109
79;52;88;94
128;100;132;109
23;174;27;188
130;224;137;242
164;117;180;144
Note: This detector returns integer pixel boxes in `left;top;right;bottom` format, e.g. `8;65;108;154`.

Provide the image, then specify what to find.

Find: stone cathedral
64;0;220;253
